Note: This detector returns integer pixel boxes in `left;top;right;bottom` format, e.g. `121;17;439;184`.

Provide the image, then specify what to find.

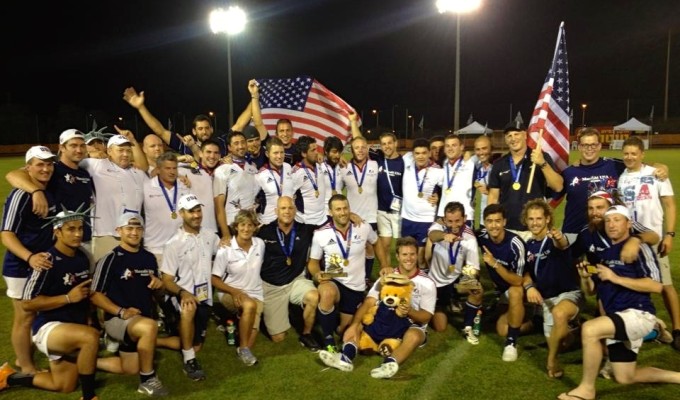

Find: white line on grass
415;339;471;398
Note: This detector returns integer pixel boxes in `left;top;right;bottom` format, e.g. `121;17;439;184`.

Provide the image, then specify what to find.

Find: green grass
1;150;680;399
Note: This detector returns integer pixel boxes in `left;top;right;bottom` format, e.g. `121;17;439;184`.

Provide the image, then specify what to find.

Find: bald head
143;134;164;162
276;196;296;225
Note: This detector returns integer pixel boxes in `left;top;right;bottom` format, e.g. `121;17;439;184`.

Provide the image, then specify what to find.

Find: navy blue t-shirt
525;237;578;298
258;221;315;286
574;220;652;265
370;149;404;212
47;161;94;242
477;229;526;292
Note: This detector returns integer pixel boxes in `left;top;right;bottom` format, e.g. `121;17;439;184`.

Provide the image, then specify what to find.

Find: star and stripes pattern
527;22;570;173
256;76;358;146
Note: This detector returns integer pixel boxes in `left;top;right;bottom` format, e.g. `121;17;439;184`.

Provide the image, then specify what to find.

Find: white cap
25;146;56;163
604;205;631;220
589;190;614;205
59;129;85;145
116;212;145;228
178;194;203;211
107;134;131;148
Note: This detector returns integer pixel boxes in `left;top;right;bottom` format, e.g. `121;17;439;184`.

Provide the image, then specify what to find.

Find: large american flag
256;76;357;145
527;22;570;172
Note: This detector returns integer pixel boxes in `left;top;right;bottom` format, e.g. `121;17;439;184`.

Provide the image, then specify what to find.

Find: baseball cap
107;134;131;148
116;212;145;228
604;205;630;220
178;194;203;211
25;146;56;163
503;120;526;134
589;190;614;205
59;129;85;145
242;125;259;140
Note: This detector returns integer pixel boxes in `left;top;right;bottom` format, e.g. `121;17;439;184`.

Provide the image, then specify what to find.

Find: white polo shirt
320;161;344;215
401;162;444;222
310;222;378;291
178;164;217;234
212;236;265;301
213;161;259;223
368;268;436;327
292;161;328;225
437;157;476;219
80;158;145;237
618;164;674;235
427;222;479;287
255;163;295;224
340;159;379;223
142;176;192;255
160;227;220;306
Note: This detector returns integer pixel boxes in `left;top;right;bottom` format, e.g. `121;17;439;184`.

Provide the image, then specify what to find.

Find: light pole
210;6;247;128
372;109;380;129
408;115;415;136
391;104;399;131
581;103;587;126
437;0;482;131
208;111;217;132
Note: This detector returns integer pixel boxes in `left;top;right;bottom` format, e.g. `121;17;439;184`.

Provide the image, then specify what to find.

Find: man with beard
320;136;345;215
292;135;328;226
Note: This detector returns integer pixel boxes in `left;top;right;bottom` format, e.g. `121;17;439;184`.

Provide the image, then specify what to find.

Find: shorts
166;299;210;345
401;219;432;246
541;290;584;337
377;210;401;239
3;276;27;299
33;321;72;361
262;276;316;335
657;254;673;285
104;316;142;352
333;280;364;315
219;293;264;332
605;308;657;361
435;284;456;309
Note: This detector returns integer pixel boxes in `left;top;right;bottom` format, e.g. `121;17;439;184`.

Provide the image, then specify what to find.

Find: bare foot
557;388;596;400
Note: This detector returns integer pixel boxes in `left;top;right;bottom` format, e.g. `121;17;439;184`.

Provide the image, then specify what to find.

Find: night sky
2;0;679;136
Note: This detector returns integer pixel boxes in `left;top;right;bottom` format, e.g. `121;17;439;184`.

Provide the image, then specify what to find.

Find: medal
445;188;451;194
277;225;297;268
331;222;352;270
351;160;367;196
512;182;521;190
159;176;178;221
301;161;320;199
358;187;363;194
286;257;292;266
509;156;524;192
314;190;319;198
418;192;424;198
332;190;338;195
449;265;456;273
171;211;177;219
343;259;349;266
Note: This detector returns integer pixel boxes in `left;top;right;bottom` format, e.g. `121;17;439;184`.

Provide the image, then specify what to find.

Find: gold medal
512;182;521;190
343;259;349;266
332;190;338;195
358;187;363;194
418;192;424;198
171;211;177;219
448;265;456;273
314;190;319;198
445;188;452;194
286;257;292;266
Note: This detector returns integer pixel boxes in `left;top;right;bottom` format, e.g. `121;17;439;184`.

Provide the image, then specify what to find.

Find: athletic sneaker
463;327;479;345
1;362;16;391
501;344;518;362
237;347;258;366
299;334;321;352
370;361;399;379
599;359;613;380
319;350;353;372
137;376;169;397
104;333;119;353
654;318;673;344
183;358;205;381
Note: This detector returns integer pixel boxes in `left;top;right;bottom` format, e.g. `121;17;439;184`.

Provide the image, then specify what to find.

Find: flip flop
556;390;595;400
547;365;564;379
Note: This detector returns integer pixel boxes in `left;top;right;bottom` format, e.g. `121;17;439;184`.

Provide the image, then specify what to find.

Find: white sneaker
370;361;399;379
464;327;479;345
319;350;353;372
502;344;518;362
105;333;119;353
599;359;613;380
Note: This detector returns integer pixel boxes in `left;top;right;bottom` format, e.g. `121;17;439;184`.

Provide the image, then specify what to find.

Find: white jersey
475;159;492;227
320;161;344;215
255;163;295;224
142;176;192;255
427;222;479;287
437;157;476;220
618;164;674;235
340;159;379;223
368;268;436;327
310;222;378;291
213;161;259;224
401;162;444;222
179;164;217;234
292;161;328;225
80;158;145;237
212;237;265;301
160;227;220;306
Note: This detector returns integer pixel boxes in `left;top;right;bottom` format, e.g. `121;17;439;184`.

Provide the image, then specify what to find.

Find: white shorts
605;308;657;354
3;276;27;300
541;290;584;337
377;210;401;239
33;321;66;361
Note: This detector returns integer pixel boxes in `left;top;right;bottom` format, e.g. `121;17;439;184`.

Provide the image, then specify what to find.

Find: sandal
557;390;595;400
547;365;564;379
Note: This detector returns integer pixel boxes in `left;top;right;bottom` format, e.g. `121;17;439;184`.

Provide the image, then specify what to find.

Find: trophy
455;265;482;292
320;254;349;279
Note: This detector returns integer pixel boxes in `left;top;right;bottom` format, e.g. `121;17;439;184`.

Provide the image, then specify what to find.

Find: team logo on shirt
121;268;134;280
63;273;76;286
326;238;336;245
64;173;76;184
569;177;580;187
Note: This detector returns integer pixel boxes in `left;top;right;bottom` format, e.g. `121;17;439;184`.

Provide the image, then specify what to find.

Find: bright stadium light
436;0;482;14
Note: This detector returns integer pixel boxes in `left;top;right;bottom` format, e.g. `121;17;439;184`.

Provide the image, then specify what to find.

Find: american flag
256;76;357;145
527;22;570;172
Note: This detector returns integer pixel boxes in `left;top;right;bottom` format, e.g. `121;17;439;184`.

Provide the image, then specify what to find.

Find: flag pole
526;129;543;194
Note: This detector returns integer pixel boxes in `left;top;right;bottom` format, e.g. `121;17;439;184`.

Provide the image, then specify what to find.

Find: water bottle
226;320;236;346
472;310;482;336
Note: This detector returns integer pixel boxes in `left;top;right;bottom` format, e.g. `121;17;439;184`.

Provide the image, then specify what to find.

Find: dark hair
396;236;418;252
577;127;601;143
622;136;644;151
324;136;343;154
445;134;462;144
201;139;221;151
227;131;245;145
328;193;348;210
193;114;213;128
276;119;293;129
297;135;317;154
379;132;397;142
266;137;285;152
483;203;506;220
444;201;466;217
413;138;430;151
430;135;445;144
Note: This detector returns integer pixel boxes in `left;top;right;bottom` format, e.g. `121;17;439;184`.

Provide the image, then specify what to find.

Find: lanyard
351;161;367;192
448;241;462;266
509;156;524;186
415;164;430;195
276;224;297;266
268;164;283;196
301;161;319;195
158;176;178;218
383;158;398;197
324;161;337;192
476;164;489;182
331;222;352;264
532;236;549;277
446;158;463;190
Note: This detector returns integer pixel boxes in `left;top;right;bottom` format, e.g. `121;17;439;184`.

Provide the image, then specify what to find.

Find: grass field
1;149;679;400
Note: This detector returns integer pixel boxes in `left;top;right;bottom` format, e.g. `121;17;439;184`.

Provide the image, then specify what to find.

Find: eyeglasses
579;143;600;150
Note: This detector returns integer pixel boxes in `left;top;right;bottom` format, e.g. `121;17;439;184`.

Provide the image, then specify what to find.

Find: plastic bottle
226;320;236;346
472;310;482;336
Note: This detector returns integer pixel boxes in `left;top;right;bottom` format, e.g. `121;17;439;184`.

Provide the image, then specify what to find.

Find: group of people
1;79;679;399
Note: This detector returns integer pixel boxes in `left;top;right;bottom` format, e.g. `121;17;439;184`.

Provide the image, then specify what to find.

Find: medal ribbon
351;161;367;192
448;241;462;266
158;176;178;215
301;161;319;193
331;222;352;262
268;164;283;196
509;156;524;186
476;164;489;182
415;163;430;195
324;162;337;192
446;158;463;190
532;236;549;277
276;224;297;264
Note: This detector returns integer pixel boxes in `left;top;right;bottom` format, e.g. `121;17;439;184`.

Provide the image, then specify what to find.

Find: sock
383;356;397;365
506;326;520;346
365;257;375;283
181;348;196;363
463;301;481;327
644;328;659;342
341;342;357;361
79;373;96;400
140;369;156;383
7;372;34;388
317;306;337;346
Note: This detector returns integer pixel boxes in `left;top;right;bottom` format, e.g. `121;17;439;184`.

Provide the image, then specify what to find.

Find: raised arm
115;126;148;172
348;110;362;139
249;80;269;140
122;87;172;145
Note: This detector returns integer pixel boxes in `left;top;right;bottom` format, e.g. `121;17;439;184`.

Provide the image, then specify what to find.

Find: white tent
456;121;492;135
613;117;651;132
